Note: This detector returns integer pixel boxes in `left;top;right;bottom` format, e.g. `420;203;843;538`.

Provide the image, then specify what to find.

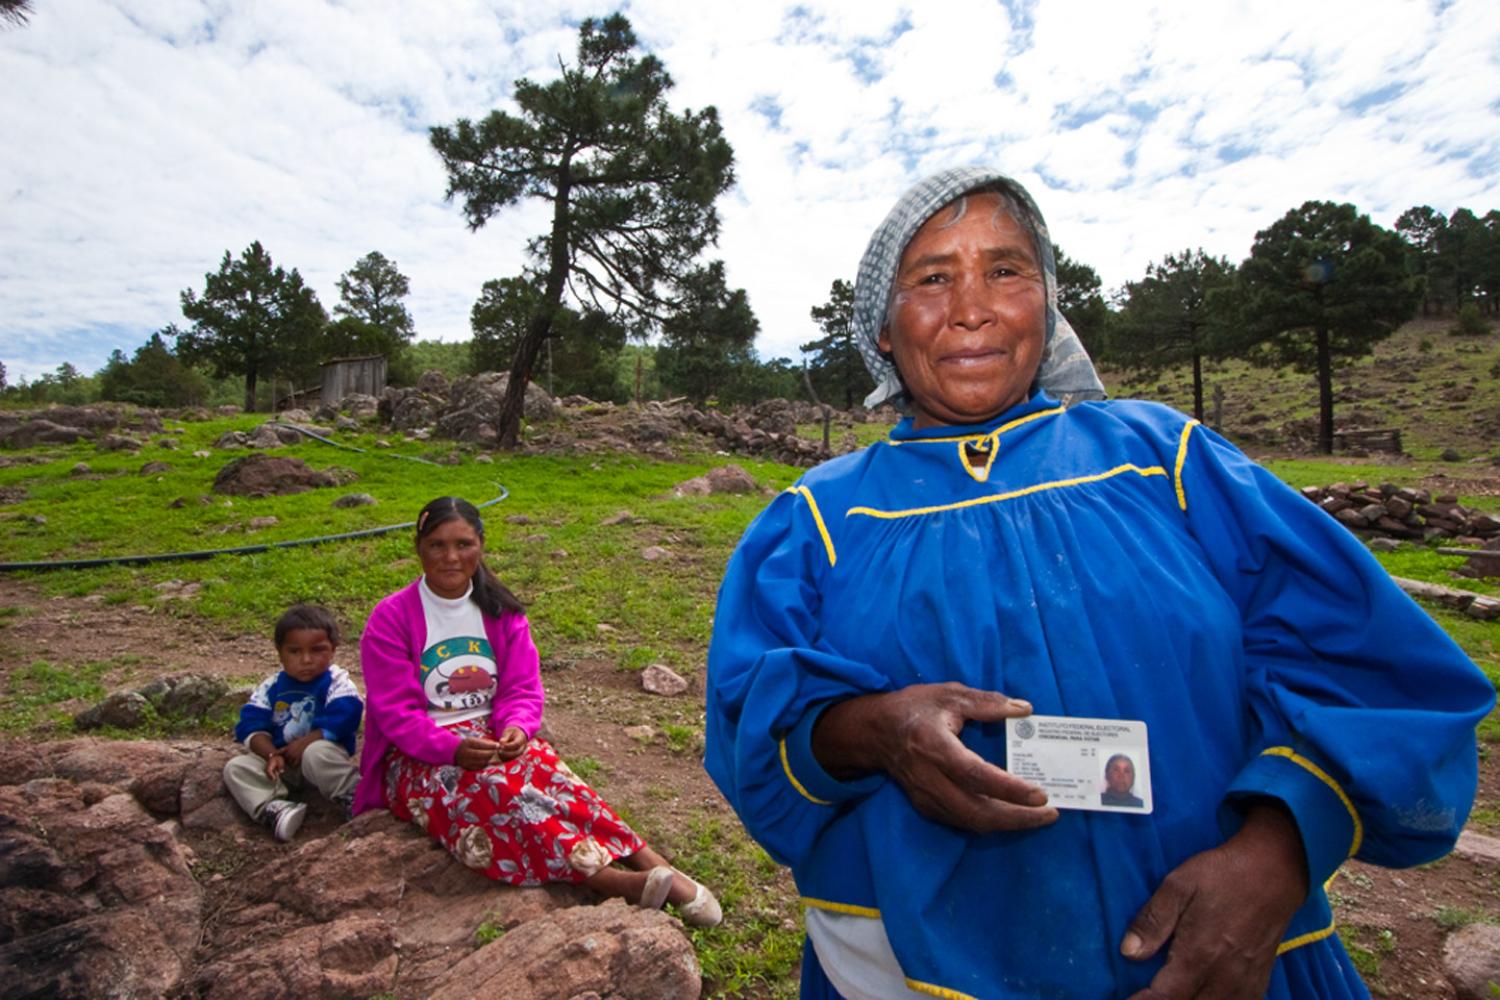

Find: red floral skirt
386;718;644;885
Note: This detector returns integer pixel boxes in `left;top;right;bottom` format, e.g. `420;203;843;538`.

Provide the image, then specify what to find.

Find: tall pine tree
801;279;864;408
176;242;327;411
1110;249;1236;422
430;14;734;446
1237;202;1418;454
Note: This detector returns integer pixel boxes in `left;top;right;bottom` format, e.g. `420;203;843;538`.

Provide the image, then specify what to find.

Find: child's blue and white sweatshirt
234;666;362;755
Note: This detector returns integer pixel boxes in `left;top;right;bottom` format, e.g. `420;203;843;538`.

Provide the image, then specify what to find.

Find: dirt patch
0;578;268;684
0;576;1494;997
1417;469;1500;500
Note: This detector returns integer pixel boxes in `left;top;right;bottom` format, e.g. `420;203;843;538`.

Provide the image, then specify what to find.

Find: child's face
278;627;336;683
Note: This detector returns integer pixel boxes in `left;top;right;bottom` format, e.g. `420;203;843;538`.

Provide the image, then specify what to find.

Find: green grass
660;722;700;754
2;659;113;732
1374;546;1500;598
1338;926;1382;980
796;420;895;451
0;420;792;654
568;755;606;784
473;916;507;946
1433;904;1500;931
671;817;802;999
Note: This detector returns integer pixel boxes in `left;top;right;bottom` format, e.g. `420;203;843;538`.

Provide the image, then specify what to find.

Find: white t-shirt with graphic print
417;577;499;728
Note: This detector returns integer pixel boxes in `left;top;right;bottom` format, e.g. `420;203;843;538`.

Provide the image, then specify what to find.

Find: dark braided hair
414;497;524;617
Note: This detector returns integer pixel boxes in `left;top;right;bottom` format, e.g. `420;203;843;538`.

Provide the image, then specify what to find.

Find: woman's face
879;193;1047;429
418;517;483;599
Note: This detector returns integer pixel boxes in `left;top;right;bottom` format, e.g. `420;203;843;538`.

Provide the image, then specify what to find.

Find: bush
1449;302;1490;336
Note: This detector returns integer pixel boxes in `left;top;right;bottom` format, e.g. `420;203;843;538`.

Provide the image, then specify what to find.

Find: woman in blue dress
705;166;1494;999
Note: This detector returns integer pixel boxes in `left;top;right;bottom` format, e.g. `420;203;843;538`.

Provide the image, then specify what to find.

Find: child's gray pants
222;740;359;820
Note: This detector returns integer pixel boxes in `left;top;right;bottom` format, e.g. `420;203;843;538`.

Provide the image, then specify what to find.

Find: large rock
391;392;439;432
73;691;151;730
246;423;289;448
0;780;201;998
0;738;704;998
213;455;337;496
1444;923;1500;1000
417;370;451;396
0;418;88;447
705;464;758;494
339;393;379;420
425;900;700;1000
745;398;798;437
456;373;558;424
641;664;689;697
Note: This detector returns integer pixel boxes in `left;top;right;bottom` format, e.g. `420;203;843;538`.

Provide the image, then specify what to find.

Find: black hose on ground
0;422;506;572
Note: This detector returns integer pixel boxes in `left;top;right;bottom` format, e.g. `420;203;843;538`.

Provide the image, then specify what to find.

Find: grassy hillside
1103;317;1500;461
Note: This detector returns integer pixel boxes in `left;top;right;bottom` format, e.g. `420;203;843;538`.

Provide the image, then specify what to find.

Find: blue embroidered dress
705;392;1493;999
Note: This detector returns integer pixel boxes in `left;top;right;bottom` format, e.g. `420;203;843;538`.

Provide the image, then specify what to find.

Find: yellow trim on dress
1173;420;1198;511
801;896;881;918
1274;870;1343;954
1276;920;1338;955
848;464;1169;520
786;485;837;567
904;979;980;1000
884;405;1064;446
957;430;1001;484
1261;746;1364;857
779;738;832;805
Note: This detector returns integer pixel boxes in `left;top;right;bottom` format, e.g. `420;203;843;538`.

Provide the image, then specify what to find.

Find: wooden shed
320;355;387;405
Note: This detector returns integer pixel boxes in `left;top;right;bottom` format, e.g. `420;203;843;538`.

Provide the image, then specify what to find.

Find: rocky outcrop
677;406;828;466
380;371;558;442
0;738;702;999
1392;577;1500;621
0;775;202;999
1300;482;1500;542
426;900;700;1000
673;464;760;496
74;673;236;731
0;405;162;449
315;393;379;423
212;455;341;497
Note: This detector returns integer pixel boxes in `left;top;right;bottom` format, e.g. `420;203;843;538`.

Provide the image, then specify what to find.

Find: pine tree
430;13;734;446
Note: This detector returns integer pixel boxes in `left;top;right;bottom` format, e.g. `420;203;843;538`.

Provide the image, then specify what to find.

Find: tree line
800;201;1499;454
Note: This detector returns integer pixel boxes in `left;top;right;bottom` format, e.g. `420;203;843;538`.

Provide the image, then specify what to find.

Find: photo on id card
1004;714;1152;814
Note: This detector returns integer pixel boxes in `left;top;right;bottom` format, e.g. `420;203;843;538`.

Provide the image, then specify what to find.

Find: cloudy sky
3;0;1499;383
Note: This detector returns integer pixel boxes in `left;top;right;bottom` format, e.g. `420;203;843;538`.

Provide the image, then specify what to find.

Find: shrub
1449;302;1490;336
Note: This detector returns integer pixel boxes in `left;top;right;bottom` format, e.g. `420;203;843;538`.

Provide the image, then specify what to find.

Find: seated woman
355;495;719;926
705;166;1493;998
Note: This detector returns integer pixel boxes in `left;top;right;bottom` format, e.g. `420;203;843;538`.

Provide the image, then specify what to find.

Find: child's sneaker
330;792;355;822
263;799;306;842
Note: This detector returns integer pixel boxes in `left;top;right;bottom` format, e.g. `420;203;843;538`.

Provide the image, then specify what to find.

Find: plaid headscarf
853;166;1106;409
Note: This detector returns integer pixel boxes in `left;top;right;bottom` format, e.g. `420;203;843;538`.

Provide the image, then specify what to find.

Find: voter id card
1004;715;1152;814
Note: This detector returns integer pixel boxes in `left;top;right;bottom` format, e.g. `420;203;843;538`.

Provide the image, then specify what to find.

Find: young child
223;604;363;841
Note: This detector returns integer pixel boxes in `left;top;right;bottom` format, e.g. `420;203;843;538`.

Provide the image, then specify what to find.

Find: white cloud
3;0;1499;380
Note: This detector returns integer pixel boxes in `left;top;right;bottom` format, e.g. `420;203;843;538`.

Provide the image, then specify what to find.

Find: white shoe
263;800;306;842
674;871;722;928
638;866;674;910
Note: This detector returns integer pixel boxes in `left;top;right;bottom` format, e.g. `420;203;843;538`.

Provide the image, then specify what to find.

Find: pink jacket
353;578;545;815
